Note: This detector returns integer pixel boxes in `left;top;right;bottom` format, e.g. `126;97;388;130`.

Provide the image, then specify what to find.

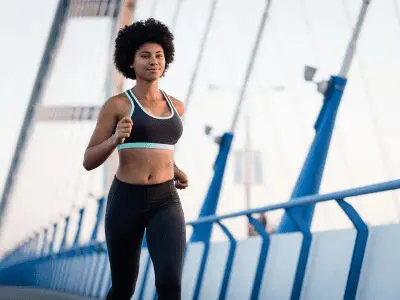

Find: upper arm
85;96;121;150
170;96;185;117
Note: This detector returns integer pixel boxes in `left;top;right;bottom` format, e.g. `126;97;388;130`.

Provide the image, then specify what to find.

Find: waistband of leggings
113;175;175;189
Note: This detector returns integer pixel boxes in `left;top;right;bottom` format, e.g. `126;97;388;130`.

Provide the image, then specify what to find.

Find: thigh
105;179;147;298
146;202;186;281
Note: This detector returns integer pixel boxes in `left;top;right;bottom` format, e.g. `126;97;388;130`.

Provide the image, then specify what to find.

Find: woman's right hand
113;116;133;145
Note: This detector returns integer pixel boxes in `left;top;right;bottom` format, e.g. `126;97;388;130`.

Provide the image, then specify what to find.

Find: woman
83;18;188;300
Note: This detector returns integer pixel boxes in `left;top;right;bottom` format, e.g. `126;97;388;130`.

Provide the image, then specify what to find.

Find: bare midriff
116;148;175;184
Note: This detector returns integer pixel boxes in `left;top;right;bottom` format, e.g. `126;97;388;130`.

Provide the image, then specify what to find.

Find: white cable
340;0;400;222
394;0;400;31
170;0;183;31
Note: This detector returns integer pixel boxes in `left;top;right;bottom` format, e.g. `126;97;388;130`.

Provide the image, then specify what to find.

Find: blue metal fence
0;179;399;299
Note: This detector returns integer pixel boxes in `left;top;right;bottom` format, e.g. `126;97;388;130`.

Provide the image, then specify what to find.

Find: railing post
30;232;40;257
41;227;49;256
48;223;58;255
336;198;369;300
247;214;270;300
189;223;211;300
284;208;312;300
81;197;106;297
215;221;237;300
59;216;70;251
73;208;85;247
52;216;70;291
95;247;110;298
90;197;105;242
59;207;85;293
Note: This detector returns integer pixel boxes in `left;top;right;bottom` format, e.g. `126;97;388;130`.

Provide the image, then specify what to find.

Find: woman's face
131;43;166;81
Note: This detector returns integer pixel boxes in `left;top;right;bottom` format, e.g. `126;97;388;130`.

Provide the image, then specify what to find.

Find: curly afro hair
114;18;175;80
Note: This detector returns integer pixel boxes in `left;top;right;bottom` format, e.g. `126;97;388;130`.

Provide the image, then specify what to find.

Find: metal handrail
188;179;400;226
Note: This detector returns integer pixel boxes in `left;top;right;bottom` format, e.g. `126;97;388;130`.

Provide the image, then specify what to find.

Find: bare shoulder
102;92;132;119
168;95;185;117
86;93;130;149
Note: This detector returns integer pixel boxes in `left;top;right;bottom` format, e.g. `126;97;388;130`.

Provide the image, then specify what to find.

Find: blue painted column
190;133;234;242
190;0;272;242
278;0;371;232
278;76;347;232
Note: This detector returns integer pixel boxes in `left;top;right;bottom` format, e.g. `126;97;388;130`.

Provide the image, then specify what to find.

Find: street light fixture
304;65;329;95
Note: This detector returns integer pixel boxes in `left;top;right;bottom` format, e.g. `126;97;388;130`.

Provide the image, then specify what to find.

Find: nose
149;57;157;65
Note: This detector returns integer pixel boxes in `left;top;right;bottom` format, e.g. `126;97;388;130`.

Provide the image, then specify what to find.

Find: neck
133;78;160;100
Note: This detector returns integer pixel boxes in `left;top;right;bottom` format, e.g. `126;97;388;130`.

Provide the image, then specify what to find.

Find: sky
0;0;400;254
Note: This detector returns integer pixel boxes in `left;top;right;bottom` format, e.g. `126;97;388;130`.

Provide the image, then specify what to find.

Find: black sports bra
117;89;183;151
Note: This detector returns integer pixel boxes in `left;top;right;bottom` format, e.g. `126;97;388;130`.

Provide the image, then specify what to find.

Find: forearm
83;136;118;171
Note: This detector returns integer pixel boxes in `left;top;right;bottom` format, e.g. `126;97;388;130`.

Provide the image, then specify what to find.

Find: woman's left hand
174;169;189;190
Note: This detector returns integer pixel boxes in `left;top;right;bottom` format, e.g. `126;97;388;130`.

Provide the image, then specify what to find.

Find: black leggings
104;176;186;300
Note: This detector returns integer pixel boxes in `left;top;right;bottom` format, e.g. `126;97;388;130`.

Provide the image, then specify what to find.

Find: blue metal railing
0;179;399;299
186;179;400;300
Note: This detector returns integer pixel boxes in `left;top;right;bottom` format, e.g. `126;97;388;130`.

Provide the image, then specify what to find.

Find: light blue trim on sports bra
117;142;175;151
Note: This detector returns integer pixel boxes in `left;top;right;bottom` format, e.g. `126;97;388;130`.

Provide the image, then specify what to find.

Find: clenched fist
174;166;189;190
112;116;133;145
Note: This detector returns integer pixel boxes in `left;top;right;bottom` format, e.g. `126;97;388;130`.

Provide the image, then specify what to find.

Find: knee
106;285;136;300
156;277;181;299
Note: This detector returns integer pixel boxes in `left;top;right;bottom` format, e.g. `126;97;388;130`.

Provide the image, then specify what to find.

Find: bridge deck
0;286;96;300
